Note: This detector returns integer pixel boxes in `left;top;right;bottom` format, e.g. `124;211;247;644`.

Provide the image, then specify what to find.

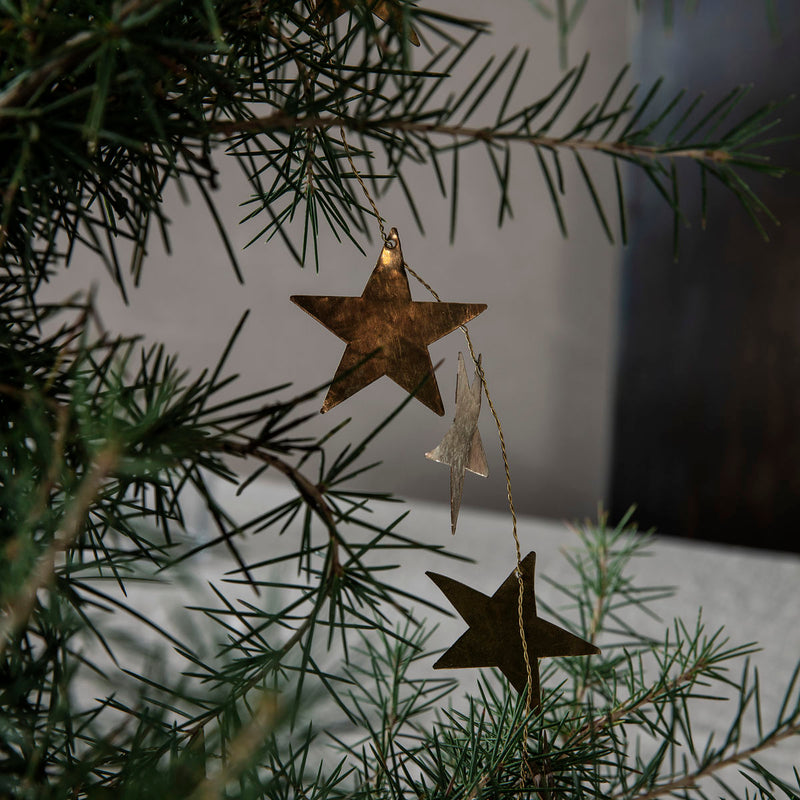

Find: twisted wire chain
403;262;535;781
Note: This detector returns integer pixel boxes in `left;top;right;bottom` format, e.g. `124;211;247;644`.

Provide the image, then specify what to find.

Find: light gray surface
106;474;800;791
39;0;627;522
246;477;800;784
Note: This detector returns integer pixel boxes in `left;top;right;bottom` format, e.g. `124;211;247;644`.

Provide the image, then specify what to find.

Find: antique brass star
291;229;487;415
309;0;421;46
426;352;488;534
427;552;599;704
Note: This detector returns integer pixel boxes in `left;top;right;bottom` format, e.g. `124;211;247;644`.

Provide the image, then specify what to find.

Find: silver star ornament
425;352;488;534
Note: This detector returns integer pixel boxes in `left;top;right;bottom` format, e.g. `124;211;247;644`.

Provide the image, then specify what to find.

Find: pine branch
0;445;119;656
568;653;722;747
213;111;747;164
221;53;786;251
615;723;800;800
1;0;787;290
188;693;280;800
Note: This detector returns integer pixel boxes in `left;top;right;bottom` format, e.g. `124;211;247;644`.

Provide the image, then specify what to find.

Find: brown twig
220;440;341;576
611;723;800;800
210;113;736;165
189;693;280;800
567;660;710;748
178;440;345;737
0;445;120;657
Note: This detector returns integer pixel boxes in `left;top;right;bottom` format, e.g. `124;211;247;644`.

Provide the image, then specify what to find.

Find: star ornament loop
426;352;488;535
427;552;599;703
291;229;487;416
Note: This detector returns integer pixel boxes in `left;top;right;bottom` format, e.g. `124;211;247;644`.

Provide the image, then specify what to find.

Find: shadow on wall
610;0;800;552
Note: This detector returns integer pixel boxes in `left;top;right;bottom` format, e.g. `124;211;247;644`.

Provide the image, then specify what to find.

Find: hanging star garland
427;552;599;706
426;352;488;534
291;229;487;415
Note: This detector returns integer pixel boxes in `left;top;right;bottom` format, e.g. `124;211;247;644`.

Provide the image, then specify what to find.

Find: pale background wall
39;1;631;523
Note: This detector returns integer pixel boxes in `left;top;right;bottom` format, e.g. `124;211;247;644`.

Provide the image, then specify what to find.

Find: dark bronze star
425;352;488;534
291;229;487;415
427;552;599;704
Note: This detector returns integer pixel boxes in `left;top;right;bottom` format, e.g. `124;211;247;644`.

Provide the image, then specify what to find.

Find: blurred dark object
610;1;800;552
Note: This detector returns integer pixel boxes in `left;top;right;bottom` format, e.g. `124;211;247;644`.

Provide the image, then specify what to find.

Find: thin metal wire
339;125;389;244
403;263;535;759
318;21;389;246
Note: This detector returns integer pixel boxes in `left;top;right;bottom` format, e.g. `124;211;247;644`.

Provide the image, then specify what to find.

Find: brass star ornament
291;229;487;415
427;552;599;704
425;352;488;534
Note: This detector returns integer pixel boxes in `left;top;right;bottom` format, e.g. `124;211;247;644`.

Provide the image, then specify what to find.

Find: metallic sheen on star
427;552;600;704
426;352;488;534
291;229;487;415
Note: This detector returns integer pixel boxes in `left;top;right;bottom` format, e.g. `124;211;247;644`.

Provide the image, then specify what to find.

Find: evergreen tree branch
1;2;787;287
213;112;744;165
188;693;280;800
0;444;119;656
615;723;800;800
221;439;342;559
0;30;95;123
567;656;719;747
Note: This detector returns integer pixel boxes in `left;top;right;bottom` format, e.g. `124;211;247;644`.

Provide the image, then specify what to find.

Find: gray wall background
41;1;630;523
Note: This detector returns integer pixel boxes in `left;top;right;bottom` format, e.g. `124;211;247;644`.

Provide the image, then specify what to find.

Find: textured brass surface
291;229;486;415
426;352;488;534
427;553;600;702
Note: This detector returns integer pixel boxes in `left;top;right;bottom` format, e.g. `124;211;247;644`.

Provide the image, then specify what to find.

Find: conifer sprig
0;283;460;795
0;0;787;289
